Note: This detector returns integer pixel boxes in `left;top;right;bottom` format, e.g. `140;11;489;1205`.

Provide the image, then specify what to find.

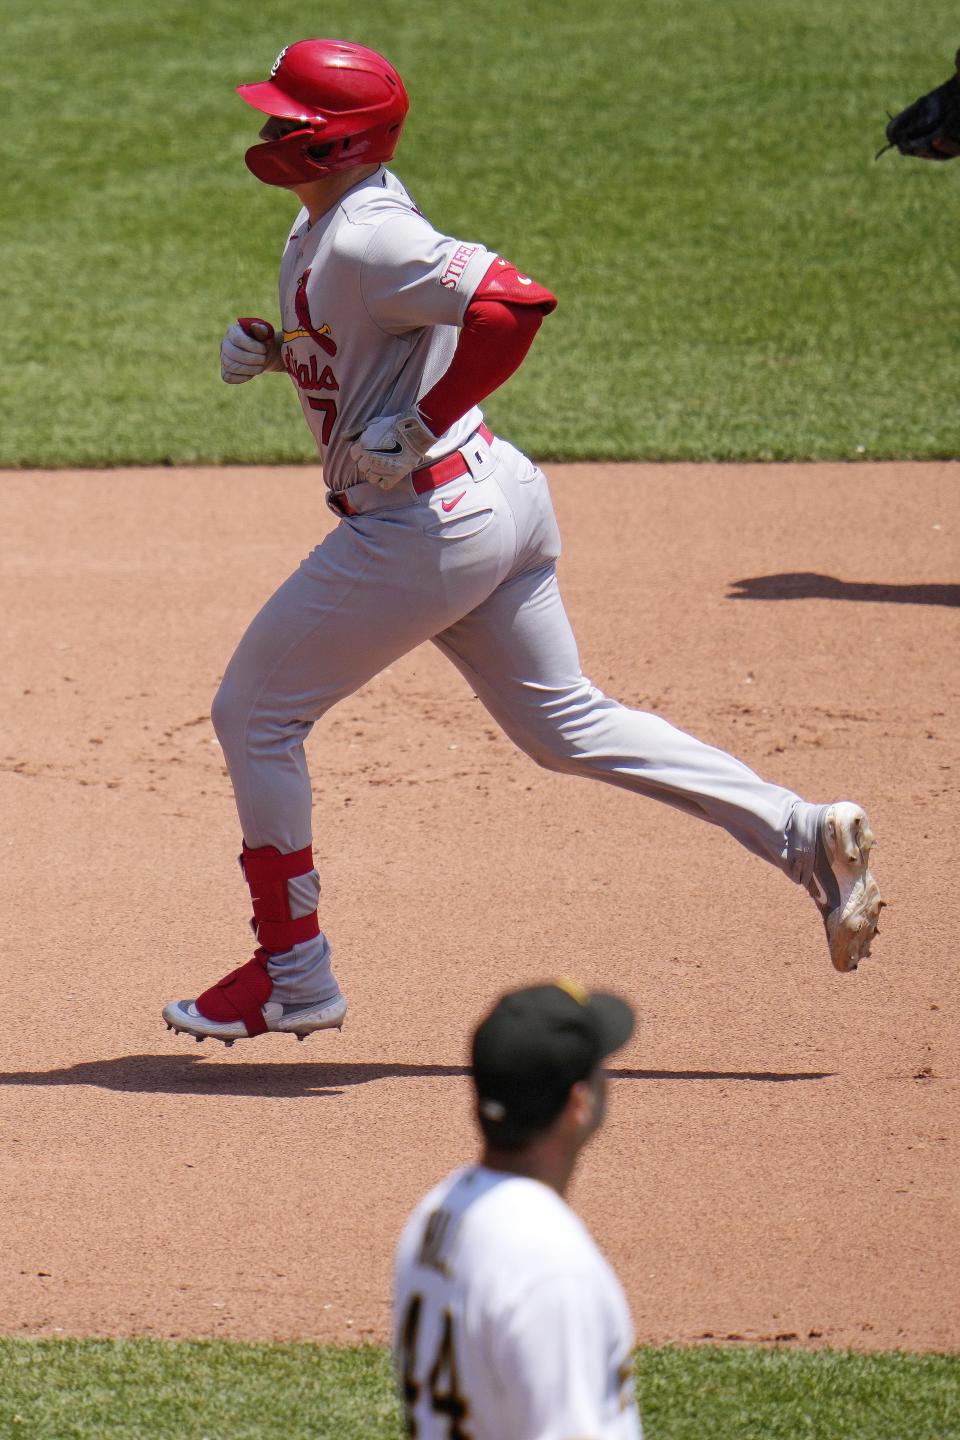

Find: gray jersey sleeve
359;214;495;335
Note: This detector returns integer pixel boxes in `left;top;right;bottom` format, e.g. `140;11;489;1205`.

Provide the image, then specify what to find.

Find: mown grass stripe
3;0;960;463
0;1340;957;1439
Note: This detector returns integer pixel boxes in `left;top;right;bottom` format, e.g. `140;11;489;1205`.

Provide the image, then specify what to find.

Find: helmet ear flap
244;121;403;187
237;38;410;186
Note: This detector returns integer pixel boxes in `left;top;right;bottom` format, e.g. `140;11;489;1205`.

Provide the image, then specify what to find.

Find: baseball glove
880;49;960;160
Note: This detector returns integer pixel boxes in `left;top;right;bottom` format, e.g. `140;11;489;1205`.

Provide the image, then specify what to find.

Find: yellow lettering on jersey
617;1355;635;1411
417;1208;454;1276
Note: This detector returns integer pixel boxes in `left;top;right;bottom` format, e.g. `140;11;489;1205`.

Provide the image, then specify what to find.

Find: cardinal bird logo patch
282;270;338;355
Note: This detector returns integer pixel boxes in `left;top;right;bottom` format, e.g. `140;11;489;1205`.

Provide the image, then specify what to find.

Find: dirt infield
1;461;957;1351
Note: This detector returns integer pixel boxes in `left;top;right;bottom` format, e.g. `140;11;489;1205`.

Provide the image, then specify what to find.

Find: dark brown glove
880;49;960;160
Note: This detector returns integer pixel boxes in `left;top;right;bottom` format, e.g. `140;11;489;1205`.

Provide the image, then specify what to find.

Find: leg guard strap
240;842;321;953
196;949;272;1036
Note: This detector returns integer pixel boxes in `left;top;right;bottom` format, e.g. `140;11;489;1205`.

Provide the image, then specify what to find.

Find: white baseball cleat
806;802;883;973
163;992;347;1045
163;948;347;1044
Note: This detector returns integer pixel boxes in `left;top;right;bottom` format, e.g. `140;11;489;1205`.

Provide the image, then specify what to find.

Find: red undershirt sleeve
416;299;547;437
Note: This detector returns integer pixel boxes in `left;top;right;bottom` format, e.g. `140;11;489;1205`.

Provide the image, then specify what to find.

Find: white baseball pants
211;434;819;997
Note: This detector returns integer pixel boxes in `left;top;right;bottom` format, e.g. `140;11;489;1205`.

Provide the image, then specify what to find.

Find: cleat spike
166;1023;173;1031
296;1032;306;1042
195;1035;205;1043
223;1038;234;1048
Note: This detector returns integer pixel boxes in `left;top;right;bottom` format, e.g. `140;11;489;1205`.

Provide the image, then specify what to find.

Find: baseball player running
163;39;883;1046
394;980;642;1440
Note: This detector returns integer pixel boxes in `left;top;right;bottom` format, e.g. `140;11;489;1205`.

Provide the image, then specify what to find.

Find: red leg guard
239;842;321;953
196;949;272;1036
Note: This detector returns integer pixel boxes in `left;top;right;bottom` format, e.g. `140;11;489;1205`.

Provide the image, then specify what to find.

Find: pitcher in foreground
394;980;642;1440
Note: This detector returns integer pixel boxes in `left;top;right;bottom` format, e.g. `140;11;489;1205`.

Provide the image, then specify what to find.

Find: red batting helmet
237;39;409;187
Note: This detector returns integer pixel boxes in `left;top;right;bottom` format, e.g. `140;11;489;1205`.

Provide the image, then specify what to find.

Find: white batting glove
349;408;437;489
220;318;284;385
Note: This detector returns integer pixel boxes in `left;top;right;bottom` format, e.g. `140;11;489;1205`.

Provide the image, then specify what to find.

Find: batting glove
349;408;438;489
220;318;284;385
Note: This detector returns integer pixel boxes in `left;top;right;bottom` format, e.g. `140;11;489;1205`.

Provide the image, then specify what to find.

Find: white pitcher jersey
394;1166;643;1440
277;167;495;493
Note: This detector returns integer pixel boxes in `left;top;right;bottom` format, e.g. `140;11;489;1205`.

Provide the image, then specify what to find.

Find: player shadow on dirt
728;573;960;607
0;1056;834;1099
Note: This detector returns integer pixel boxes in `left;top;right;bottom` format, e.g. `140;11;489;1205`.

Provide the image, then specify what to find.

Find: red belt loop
329;489;357;516
411;425;494;496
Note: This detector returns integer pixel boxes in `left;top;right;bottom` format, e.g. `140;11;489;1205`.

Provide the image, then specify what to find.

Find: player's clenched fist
220;317;284;384
349;409;437;489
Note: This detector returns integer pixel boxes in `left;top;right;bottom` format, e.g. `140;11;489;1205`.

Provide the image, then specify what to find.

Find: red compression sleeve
417;300;545;437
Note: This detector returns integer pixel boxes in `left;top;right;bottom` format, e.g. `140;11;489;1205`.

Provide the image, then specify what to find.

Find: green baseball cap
471;979;635;1136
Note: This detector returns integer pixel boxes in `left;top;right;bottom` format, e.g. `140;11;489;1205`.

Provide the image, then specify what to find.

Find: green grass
0;1340;399;1440
3;0;960;462
0;1340;957;1440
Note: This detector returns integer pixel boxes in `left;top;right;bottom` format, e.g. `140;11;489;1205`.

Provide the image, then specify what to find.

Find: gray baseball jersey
394;1165;643;1440
278;167;494;492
